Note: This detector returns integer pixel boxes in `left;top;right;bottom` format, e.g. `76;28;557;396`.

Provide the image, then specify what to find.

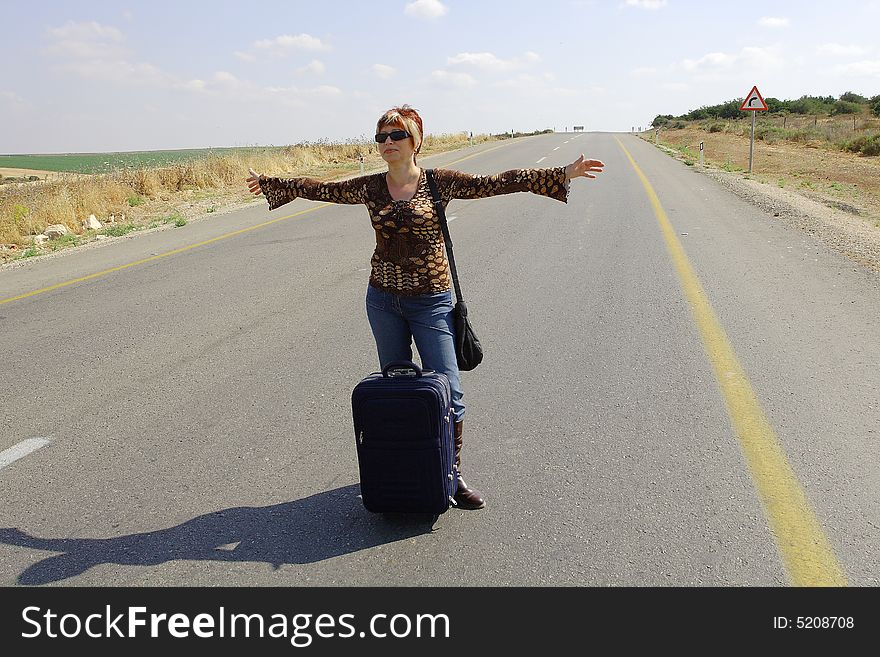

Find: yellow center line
0;204;330;306
616;137;847;587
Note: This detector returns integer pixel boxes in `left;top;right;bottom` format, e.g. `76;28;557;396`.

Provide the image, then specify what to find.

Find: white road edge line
553;147;560;151
0;438;52;470
536;157;546;163
447;216;457;223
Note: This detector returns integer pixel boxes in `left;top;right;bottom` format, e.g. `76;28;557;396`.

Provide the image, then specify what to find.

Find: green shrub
840;92;867;104
127;195;144;207
51;233;80;250
872;98;880;118
831;100;862;115
843;134;880;156
708;123;724;133
103;223;138;237
12;204;30;225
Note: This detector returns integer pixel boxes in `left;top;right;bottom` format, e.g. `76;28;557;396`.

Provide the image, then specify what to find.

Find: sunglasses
374;129;411;143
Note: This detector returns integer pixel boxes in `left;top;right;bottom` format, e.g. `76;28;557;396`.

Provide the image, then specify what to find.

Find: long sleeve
258;175;370;211
434;167;569;204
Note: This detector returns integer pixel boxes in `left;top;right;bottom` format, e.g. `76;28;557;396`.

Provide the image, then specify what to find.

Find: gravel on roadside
697;165;880;272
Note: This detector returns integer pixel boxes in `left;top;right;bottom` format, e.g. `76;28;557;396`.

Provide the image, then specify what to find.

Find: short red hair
377;105;423;161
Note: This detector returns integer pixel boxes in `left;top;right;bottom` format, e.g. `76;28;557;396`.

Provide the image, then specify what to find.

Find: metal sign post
740;85;768;174
749;112;756;173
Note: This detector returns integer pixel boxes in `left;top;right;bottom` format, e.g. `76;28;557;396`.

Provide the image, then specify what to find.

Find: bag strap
425;169;464;303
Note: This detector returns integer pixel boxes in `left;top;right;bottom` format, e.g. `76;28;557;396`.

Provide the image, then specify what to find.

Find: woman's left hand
565;155;605;181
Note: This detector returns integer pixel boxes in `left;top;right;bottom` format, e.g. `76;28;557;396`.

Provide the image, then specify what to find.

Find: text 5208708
773;617;854;630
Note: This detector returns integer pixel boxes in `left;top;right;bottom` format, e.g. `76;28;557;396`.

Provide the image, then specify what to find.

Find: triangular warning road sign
740;85;768;111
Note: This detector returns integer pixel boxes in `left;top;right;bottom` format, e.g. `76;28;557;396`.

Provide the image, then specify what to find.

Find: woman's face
377;122;416;164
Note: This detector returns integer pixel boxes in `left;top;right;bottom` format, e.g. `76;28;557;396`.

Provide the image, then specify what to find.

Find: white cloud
682;51;736;72
817;43;871;57
234;51;257;62
662;82;689;91
630;66;657;76
310;85;342;96
624;0;667;9
448;52;511;72
1;90;28;107
431;70;477;87
66;59;174;86
447;51;541;73
739;45;786;69
682;46;785;76
43;20;181;88
297;59;326;75
758;16;790;28
213;71;239;84
552;85;604;97
833;60;880;77
493;74;543;89
372;64;396;79
180;79;207;92
47;20;124;42
45;20;128;60
405;0;448;19
254;33;330;53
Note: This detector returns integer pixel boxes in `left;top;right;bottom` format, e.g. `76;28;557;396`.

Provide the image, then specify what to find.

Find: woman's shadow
0;484;439;585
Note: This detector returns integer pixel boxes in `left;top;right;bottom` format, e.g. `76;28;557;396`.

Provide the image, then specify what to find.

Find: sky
2;0;880;154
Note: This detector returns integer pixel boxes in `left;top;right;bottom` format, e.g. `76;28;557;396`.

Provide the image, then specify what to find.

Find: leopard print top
259;167;568;295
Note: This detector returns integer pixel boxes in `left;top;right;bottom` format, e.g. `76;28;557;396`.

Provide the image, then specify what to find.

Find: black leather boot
453;420;486;510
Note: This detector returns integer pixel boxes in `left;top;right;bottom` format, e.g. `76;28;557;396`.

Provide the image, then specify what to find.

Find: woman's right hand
246;167;264;196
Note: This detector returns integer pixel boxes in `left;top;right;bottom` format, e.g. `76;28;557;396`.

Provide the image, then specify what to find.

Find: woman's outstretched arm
246;167;369;210
436;155;604;204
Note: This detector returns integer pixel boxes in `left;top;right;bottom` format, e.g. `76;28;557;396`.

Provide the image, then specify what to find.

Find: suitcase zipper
358;430;364;445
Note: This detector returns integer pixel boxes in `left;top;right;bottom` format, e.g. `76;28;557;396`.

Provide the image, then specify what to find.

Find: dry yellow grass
645;115;880;225
0;133;494;259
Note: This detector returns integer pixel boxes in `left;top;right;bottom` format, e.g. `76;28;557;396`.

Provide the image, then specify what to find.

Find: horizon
2;0;879;155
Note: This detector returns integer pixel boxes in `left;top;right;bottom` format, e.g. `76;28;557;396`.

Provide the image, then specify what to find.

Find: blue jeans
365;284;464;422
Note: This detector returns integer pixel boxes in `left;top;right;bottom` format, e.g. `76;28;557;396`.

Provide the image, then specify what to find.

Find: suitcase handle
382;361;424;378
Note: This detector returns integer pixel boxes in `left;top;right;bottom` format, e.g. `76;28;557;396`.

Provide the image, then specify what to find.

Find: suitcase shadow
0;484;440;586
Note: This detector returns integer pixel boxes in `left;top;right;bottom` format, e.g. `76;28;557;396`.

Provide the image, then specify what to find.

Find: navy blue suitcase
351;361;458;513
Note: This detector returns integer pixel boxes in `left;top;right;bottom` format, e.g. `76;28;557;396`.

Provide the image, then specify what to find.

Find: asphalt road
1;133;878;587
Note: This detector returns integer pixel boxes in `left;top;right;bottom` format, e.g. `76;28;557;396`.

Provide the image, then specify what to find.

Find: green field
0;147;272;174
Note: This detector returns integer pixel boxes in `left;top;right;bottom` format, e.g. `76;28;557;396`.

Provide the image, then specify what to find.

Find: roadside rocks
26;214;105;246
83;214;103;230
44;224;69;239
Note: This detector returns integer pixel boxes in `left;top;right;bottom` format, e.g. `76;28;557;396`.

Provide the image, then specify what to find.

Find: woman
247;105;604;510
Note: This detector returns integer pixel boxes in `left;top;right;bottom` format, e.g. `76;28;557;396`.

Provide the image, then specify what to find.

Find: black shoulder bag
425;169;484;372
